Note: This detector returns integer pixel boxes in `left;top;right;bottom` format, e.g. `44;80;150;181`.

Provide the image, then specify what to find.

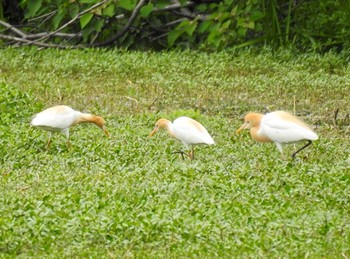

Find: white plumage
149;116;215;160
261;112;318;141
31;105;109;148
32;106;79;133
172;117;215;148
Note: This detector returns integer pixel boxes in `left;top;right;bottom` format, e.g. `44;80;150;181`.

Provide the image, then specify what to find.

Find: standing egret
236;111;318;158
31;105;109;148
149;116;215;160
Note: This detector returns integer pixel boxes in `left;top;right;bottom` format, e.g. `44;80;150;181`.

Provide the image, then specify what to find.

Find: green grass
0;47;350;257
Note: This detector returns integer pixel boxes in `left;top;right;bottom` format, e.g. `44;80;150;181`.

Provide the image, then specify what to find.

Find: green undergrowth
0;47;349;257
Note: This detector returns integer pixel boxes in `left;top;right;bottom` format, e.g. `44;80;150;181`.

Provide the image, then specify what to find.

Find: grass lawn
0;47;349;257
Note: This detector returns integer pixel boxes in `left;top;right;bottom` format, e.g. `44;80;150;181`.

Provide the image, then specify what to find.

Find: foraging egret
149;116;215;160
236;111;318;158
31;105;109;148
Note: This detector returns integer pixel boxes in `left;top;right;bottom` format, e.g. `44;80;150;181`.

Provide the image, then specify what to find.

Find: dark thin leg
172;150;188;160
291;140;313;159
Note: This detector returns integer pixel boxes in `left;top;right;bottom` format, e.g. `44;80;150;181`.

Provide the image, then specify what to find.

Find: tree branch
28;10;57;22
150;21;190;42
0;20;82;41
0;20;27;38
31;0;110;43
92;0;147;47
26;32;82;39
0;0;217;48
152;1;207;21
0;34;82;49
152;2;195;13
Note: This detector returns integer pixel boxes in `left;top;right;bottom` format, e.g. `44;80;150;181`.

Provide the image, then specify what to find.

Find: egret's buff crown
149;118;174;138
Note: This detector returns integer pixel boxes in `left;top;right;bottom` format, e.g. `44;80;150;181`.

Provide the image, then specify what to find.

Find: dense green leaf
178;19;189;28
102;4;115;17
0;1;4;20
250;10;264;21
221;20;231;30
118;0;135;11
79;0;99;3
207;23;220;42
230;5;238;16
154;0;168;9
238;27;247;36
168;29;183;46
92;19;104;32
196;4;208;12
246;20;255;29
140;3;154;18
80;13;94;29
52;9;67;30
185;21;197;36
3;0;350;50
24;0;43;18
198;20;211;33
224;0;234;5
69;3;80;19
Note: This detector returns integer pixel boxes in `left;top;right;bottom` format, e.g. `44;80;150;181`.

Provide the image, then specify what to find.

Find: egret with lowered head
149;116;215;160
237;111;318;158
31;105;110;148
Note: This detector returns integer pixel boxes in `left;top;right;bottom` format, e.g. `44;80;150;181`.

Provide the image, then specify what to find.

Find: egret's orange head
236;112;263;133
92;116;110;137
149;118;169;137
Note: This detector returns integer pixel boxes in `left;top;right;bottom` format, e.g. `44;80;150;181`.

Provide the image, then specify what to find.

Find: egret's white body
149;116;215;160
31;105;109;147
237;111;318;158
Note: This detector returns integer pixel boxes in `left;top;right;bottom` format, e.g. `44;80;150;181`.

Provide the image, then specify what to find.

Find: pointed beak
236;123;248;134
102;126;110;137
149;126;158;137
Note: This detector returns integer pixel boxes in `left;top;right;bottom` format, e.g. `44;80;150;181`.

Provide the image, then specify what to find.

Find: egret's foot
172;150;188;160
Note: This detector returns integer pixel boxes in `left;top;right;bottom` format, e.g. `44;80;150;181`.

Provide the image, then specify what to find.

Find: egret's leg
275;142;286;159
46;132;52;148
189;148;195;160
291;140;313;159
64;129;71;148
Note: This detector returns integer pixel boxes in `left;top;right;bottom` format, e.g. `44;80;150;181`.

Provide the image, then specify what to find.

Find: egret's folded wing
173;117;215;145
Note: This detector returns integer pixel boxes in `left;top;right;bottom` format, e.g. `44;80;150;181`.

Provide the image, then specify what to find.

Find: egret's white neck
165;121;176;138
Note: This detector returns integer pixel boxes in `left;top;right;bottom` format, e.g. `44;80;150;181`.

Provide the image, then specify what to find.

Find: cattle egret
236;111;318;158
149;116;215;160
31;105;109;148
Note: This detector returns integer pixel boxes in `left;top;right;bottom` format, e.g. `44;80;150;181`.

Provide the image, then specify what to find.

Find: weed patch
0;47;349;257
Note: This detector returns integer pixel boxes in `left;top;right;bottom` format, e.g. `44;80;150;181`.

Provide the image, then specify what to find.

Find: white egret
237;111;318;158
149;116;215;160
31;105;109;148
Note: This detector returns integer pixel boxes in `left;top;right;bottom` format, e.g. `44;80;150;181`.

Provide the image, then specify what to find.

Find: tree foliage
1;0;350;51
